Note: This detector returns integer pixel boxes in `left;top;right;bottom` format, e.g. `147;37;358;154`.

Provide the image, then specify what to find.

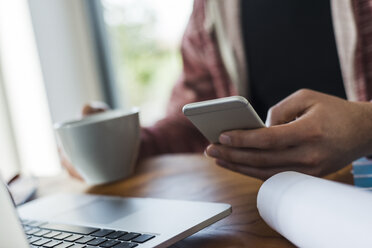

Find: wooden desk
37;154;353;248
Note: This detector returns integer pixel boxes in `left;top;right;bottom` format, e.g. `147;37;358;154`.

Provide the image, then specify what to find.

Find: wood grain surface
37;154;353;248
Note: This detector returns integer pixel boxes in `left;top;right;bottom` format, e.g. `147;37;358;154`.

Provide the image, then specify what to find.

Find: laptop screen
0;179;29;247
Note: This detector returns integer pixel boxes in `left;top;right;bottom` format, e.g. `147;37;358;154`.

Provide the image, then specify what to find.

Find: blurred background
0;0;193;180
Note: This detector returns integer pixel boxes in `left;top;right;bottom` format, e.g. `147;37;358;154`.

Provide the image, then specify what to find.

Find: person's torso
241;0;346;120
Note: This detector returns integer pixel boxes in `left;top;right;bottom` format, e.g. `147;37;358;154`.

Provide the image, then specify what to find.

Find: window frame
83;0;121;109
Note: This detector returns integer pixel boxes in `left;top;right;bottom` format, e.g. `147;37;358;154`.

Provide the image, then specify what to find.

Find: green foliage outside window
107;10;182;114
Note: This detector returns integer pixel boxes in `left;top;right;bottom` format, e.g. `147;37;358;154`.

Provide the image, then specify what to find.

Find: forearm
138;116;209;160
349;101;372;157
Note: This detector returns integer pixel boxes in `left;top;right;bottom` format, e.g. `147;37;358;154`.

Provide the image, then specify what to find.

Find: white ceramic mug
55;109;140;185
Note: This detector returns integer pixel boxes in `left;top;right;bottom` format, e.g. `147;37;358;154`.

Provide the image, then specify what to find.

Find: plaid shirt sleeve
139;0;221;159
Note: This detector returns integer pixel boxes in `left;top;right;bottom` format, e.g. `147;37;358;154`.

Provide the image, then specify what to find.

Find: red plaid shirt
140;0;372;159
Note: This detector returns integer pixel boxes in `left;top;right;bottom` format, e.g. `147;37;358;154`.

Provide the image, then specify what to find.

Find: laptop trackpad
55;198;141;225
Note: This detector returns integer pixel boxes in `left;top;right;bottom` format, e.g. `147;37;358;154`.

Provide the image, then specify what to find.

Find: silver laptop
0;180;231;248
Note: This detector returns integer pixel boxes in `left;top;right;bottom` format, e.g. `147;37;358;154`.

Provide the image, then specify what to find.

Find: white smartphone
182;96;265;143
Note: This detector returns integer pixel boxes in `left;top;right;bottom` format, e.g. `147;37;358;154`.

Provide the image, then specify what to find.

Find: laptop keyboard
21;219;156;248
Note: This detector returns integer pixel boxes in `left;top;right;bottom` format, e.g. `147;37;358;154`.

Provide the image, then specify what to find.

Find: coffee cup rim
54;108;139;130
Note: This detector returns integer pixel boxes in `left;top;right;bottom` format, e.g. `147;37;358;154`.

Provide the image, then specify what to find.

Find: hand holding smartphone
183;96;265;143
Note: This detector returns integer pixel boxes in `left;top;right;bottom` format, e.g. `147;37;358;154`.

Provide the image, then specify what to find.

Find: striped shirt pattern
353;0;372;101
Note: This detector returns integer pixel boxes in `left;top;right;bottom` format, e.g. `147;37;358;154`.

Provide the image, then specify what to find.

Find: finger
62;159;84;181
207;144;306;167
82;101;109;117
266;89;319;126
220;117;318;149
58;148;84;181
215;159;311;180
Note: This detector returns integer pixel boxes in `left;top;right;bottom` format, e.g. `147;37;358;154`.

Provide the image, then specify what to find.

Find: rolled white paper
257;171;372;248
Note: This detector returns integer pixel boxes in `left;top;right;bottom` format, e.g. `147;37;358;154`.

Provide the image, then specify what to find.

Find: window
0;0;107;178
100;0;193;126
0;0;194;179
0;0;61;178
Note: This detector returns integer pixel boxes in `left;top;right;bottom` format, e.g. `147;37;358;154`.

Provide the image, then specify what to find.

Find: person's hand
206;89;372;180
81;101;109;117
59;101;109;180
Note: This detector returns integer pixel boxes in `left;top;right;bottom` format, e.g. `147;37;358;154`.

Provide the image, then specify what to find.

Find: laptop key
26;228;41;235
113;242;138;248
118;233;141;241
53;232;72;240
32;238;52;246
91;229;115;237
132;234;155;243
100;239;121;247
106;231;127;239
87;237;107;246
43;240;63;247
64;234;83;242
54;242;74;248
41;223;99;235
43;231;62;238
68;244;85;248
75;236;95;244
28;236;41;243
34;229;52;237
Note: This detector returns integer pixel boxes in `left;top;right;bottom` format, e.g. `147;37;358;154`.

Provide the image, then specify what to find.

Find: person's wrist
353;101;372;156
